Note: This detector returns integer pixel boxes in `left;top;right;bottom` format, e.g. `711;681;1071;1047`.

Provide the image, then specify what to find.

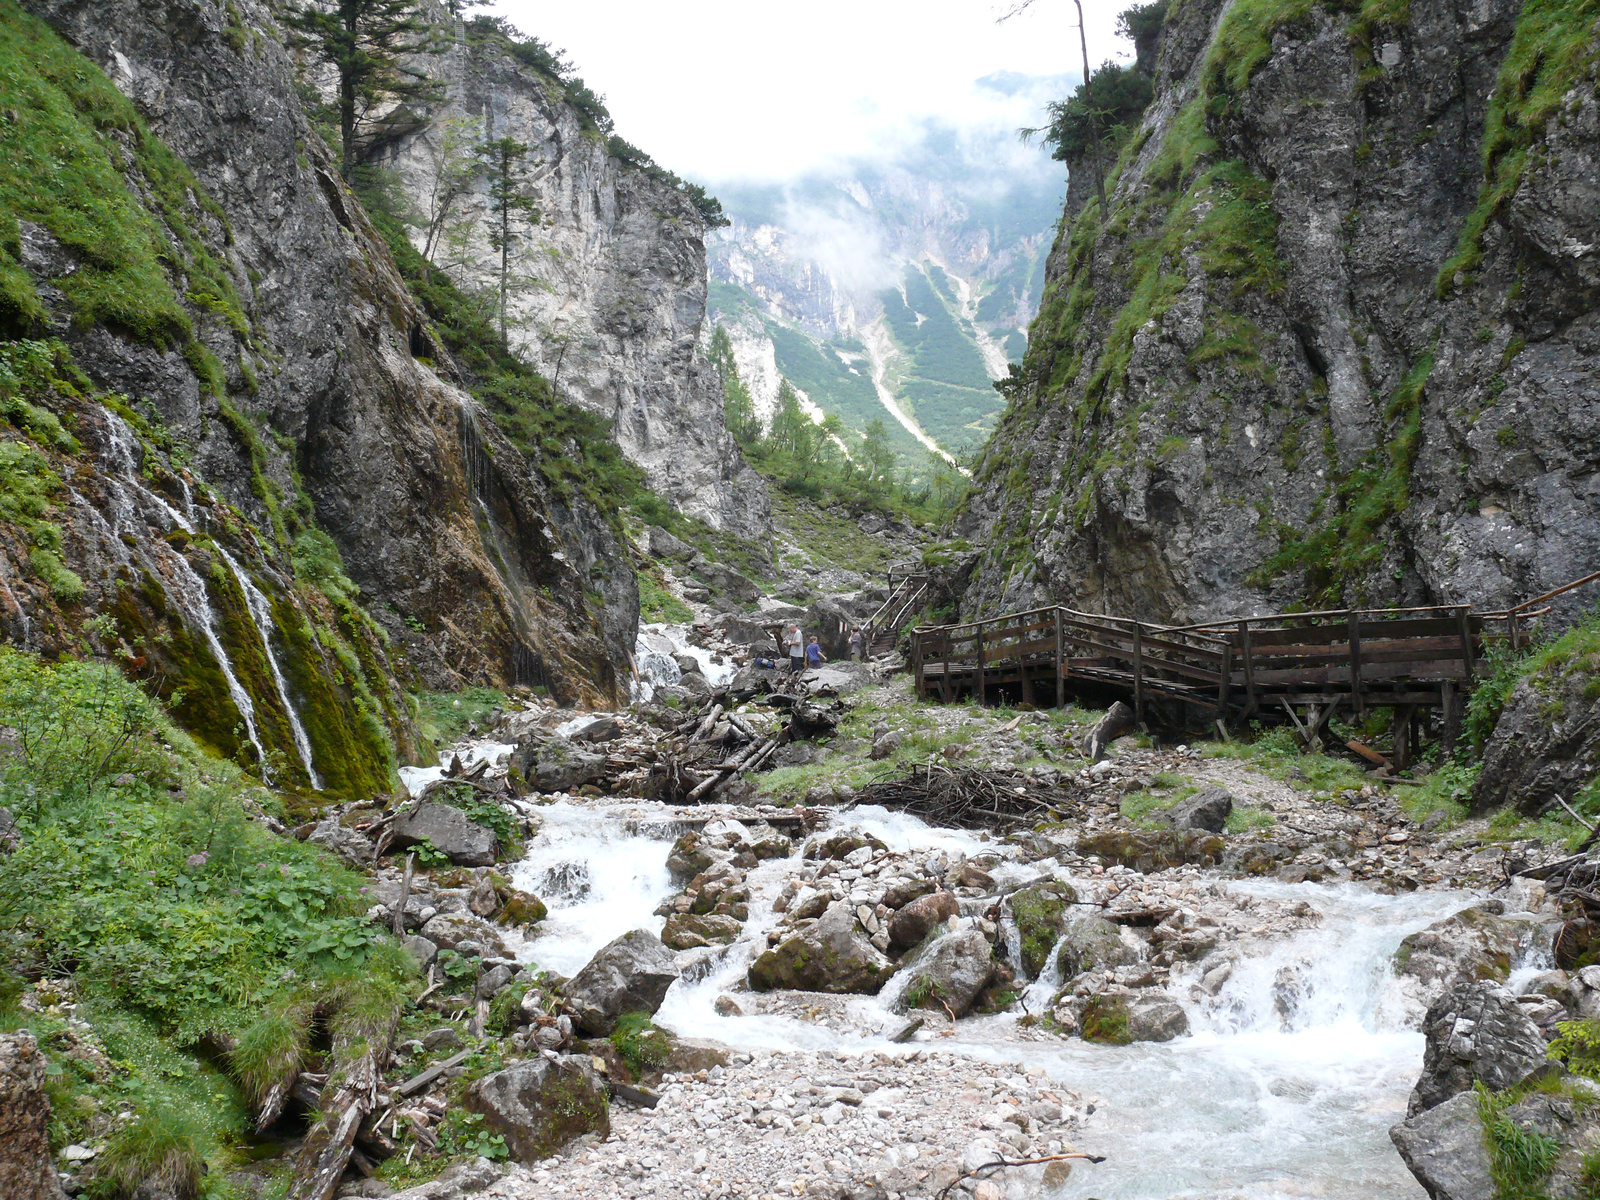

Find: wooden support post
942;633;951;702
913;630;924;697
1240;622;1257;719
1392;705;1413;770
976;622;986;706
1347;611;1365;717
1217;640;1232;719
1458;605;1477;684
1440;680;1463;754
1054;608;1065;709
1132;622;1145;730
1509;611;1520;653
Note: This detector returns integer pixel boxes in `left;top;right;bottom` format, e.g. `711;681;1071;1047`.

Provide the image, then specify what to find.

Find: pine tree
477;135;542;350
287;0;442;183
862;418;895;490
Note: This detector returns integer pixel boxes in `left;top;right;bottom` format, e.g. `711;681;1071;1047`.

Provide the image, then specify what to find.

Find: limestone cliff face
957;0;1600;625
4;0;635;791
374;29;771;542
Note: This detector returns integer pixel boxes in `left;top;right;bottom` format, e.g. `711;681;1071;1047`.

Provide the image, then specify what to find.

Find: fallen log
693;704;725;742
1086;702;1135;761
395;1047;472;1098
391;853;415;938
286;1007;401;1200
610;1081;661;1107
684;736;778;803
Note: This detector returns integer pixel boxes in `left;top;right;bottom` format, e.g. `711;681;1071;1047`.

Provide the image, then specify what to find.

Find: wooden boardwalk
907;573;1600;748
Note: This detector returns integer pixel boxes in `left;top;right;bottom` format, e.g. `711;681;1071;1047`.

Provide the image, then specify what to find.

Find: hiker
786;624;804;673
806;635;826;668
848;627;864;661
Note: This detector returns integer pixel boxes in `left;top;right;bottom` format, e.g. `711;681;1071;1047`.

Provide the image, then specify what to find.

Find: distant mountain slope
706;120;1065;477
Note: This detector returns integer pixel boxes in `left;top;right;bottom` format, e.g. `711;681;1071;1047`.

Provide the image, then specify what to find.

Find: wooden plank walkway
905;577;1599;746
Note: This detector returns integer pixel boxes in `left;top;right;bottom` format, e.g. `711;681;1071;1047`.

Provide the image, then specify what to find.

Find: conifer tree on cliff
287;0;442;183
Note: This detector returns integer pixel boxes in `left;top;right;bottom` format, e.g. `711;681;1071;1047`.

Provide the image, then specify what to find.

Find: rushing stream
500;800;1493;1199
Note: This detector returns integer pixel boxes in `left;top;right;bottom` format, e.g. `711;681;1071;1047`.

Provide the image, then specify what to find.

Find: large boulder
1395;903;1535;997
748;901;896;995
647;525;694;561
1390;1091;1496;1200
534;738;607;792
1009;881;1078;978
887;891;960;951
896;930;995;1018
1080;990;1190;1044
1053;912;1144;979
1076;829;1225;872
463;1056;610;1162
562;929;680;1036
1407;981;1549;1117
390;802;497;867
1160;786;1233;834
0;1032;67;1200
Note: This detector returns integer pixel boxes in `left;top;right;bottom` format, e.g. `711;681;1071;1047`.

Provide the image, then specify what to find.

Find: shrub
91;1107;206;1200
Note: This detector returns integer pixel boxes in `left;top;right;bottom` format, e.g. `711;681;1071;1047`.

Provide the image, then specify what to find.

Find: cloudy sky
486;0;1132;184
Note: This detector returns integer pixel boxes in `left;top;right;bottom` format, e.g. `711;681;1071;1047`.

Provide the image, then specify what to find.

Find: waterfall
214;546;323;790
0;550;31;646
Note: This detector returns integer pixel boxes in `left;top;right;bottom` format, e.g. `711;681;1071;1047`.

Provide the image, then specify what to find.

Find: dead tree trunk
286;1008;399;1200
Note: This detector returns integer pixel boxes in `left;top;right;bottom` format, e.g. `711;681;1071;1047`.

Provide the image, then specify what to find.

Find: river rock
1054;912;1143;978
896;930;995;1018
420;910;510;958
390;802;498;867
661;912;744;950
535;738;607;792
1395;903;1532;995
882;878;937;909
1080;990;1189;1044
748;901;896;994
805;829;888;861
0;1031;67;1200
464;1055;610;1162
1076;829;1225;872
1390;1091;1495;1200
562;929;681;1036
888;891;960;951
1009;881;1078;978
1160;786;1233;834
1408;981;1549;1117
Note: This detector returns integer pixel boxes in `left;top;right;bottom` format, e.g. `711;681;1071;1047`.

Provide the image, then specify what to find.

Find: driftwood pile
853;763;1081;830
647;689;842;805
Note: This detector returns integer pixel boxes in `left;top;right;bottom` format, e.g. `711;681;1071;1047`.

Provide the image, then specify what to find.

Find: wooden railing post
1217;638;1232;718
942;630;951;701
1131;621;1145;729
1239;621;1256;719
1459;605;1477;684
913;629;924;696
1347;611;1365;717
976;621;986;706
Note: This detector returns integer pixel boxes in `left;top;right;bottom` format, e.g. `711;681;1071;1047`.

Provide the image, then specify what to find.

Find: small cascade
214;546;323;790
0;549;32;645
634;622;739;701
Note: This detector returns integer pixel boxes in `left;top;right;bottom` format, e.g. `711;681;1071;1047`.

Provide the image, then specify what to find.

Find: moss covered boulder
1394;903;1534;994
1076;830;1224;872
1010;881;1078;978
895;929;995;1018
1080;990;1188;1045
748;901;895;995
464;1055;609;1162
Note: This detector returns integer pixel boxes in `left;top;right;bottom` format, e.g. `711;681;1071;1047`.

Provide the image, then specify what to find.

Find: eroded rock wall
957;0;1600;625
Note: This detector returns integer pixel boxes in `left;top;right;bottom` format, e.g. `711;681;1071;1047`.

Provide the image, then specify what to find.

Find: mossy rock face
1076;830;1225;872
1080;995;1133;1045
1010;881;1078;978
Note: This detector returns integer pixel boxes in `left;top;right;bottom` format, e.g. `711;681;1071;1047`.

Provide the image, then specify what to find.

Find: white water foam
504;800;1499;1198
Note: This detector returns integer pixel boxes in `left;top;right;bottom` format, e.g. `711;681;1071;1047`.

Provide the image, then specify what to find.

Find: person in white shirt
786;624;804;673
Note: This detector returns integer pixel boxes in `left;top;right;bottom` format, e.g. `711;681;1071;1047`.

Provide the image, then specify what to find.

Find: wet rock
888;891;960;951
1226;841;1294;876
673;654;703;677
1009;881;1079;978
804;829;888;861
1080;990;1189;1044
390;802;497;867
562;929;681;1036
896;930;995;1018
1076;829;1224;872
666;830;718;884
748;901;896;994
661;912;744;950
1390;1091;1495;1200
464;1055;610;1162
0;1031;67;1200
1408;981;1549;1117
534;739;607;793
1054;912;1142;978
1160;786;1233;834
1395;904;1532;995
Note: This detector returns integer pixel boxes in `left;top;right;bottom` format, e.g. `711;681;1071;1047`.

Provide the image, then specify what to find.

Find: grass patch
1202;725;1367;795
610;1011;671;1078
412;686;505;764
1477;1080;1562;1200
639;570;693;623
770;487;898;581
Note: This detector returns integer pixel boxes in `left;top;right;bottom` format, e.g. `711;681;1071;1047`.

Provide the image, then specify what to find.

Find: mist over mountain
705;91;1068;475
